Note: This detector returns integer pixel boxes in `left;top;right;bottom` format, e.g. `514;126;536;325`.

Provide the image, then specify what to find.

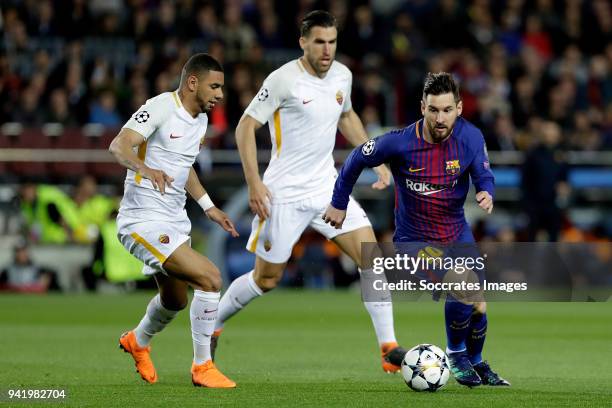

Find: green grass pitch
1;291;611;407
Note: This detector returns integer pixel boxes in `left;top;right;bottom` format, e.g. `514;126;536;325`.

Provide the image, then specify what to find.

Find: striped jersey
331;117;495;242
244;58;353;203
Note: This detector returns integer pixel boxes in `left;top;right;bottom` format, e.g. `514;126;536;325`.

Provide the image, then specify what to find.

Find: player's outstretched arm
338;109;391;190
235;114;272;220
324;134;395;228
109;128;174;195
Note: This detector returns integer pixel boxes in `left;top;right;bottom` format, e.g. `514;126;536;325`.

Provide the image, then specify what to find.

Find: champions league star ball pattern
401;344;450;392
134;110;150;123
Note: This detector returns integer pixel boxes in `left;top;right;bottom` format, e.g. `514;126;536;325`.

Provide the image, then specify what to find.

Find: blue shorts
391;225;485;300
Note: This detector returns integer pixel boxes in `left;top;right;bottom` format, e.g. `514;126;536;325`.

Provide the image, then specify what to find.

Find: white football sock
215;270;263;331
134;294;179;347
190;290;220;364
360;268;397;345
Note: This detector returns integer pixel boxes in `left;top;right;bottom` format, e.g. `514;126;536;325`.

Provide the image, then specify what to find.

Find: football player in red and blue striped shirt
324;72;509;387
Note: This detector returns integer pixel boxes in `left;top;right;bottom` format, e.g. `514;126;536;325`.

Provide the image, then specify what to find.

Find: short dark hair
422;72;461;102
181;53;223;81
300;10;337;37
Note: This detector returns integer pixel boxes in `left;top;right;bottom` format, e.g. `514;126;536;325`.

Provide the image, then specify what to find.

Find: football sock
215;270;263;331
444;295;473;354
134;294;180;347
466;312;487;365
190;290;220;364
360;268;397;345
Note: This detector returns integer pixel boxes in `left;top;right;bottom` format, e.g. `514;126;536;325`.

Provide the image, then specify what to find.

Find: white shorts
246;193;371;263
116;215;191;276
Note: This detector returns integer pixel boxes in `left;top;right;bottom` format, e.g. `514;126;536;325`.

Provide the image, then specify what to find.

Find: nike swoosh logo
170;133;183;139
204;308;218;313
408;167;425;173
302;99;314;104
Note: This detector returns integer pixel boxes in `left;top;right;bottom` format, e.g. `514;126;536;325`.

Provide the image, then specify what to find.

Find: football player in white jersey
109;53;238;388
213;11;408;373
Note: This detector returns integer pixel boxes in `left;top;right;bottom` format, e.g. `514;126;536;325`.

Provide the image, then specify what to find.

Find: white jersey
245;59;353;203
118;91;207;222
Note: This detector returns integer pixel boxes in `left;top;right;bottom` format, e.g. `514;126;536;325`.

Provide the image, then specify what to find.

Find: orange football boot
119;331;158;384
191;360;236;388
381;342;408;373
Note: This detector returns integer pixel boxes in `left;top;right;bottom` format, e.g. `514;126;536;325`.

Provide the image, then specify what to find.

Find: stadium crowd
1;0;611;151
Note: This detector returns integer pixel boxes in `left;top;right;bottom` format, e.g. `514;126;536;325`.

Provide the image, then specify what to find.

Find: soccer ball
401;344;450;392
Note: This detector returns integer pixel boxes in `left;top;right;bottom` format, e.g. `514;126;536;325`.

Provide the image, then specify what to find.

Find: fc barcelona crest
445;160;460;175
336;90;344;105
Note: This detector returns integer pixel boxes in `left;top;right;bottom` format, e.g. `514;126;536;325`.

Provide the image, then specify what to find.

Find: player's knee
204;272;223;292
160;295;188;311
253;261;284;292
474;301;487;314
194;264;222;292
255;275;279;292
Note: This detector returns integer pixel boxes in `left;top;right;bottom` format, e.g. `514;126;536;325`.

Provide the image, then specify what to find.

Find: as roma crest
158;234;170;244
445;160;460;175
336;90;344;105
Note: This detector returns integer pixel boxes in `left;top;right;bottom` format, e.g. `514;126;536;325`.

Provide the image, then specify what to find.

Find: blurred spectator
17;183;79;244
11;86;44;125
190;4;221;43
226;63;254;129
488;113;517;151
146;0;181;41
89;89;121;127
467;1;497;53
521;121;570;241
220;3;256;63
72;175;117;244
58;0;92;40
497;7;522;56
569;111;601;151
352;70;389;130
523;14;553;62
0;239;59;293
510;75;537;128
82;208;146;291
257;9;283;49
341;5;381;59
587;55;612;109
26;0;57;37
426;0;471;50
45;88;78;125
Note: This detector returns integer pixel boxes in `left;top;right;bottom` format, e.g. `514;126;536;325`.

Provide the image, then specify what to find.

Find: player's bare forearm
236;113;272;219
338;109;369;147
185;167;207;201
108;130;146;173
109;128;174;194
235;114;263;186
